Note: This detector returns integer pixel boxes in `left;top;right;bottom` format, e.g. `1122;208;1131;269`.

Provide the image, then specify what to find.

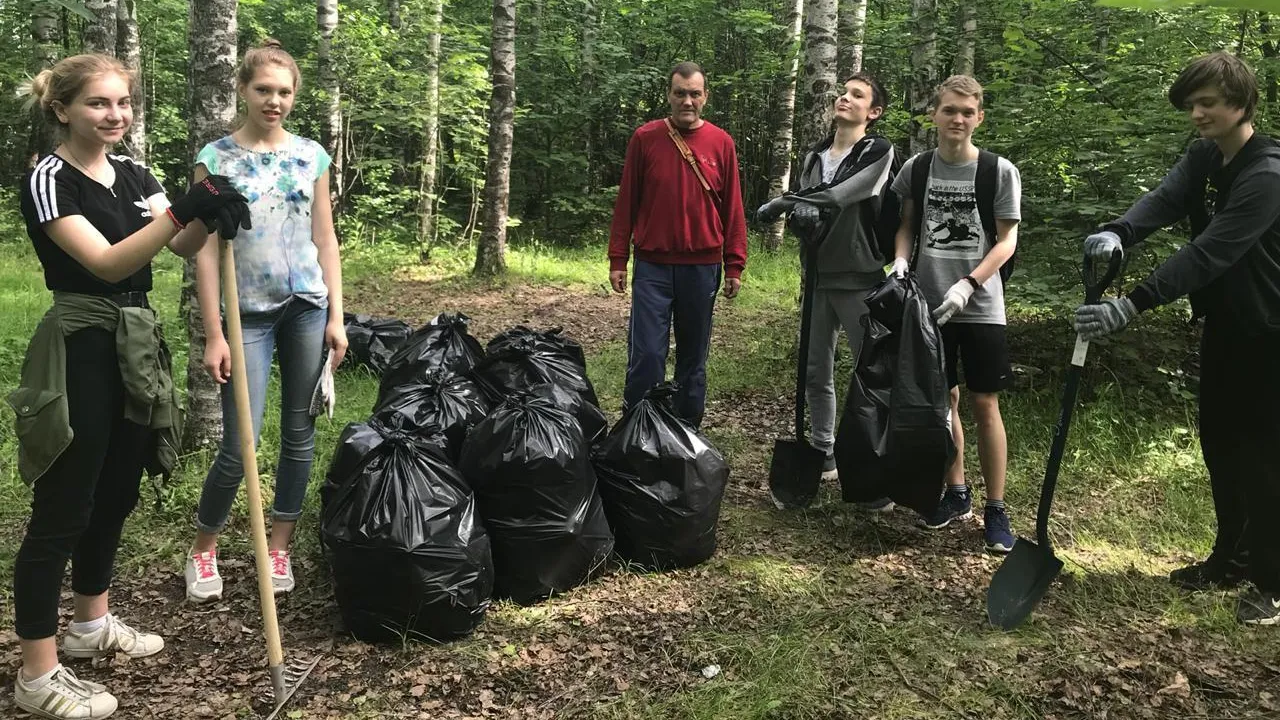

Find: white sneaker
185;548;223;604
62;614;164;660
14;664;118;719
269;550;295;595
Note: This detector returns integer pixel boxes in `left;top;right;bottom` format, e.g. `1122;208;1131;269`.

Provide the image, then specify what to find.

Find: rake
220;238;323;716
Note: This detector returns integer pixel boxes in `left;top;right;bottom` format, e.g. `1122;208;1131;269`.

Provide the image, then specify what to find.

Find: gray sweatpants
806;286;874;454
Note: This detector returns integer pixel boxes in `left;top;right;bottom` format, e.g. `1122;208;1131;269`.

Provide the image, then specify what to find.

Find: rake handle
221;238;286;670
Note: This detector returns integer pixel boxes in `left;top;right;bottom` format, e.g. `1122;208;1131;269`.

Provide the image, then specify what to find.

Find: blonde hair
931;75;984;109
20;54;133;133
237;38;301;90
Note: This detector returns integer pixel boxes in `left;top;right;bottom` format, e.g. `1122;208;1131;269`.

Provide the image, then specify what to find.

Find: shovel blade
768;438;826;509
986;537;1063;630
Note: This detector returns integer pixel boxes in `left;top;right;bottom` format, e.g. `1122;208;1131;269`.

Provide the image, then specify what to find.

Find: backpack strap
975;149;998;244
908;150;935;268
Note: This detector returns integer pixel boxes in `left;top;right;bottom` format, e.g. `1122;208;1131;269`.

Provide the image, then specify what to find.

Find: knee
970;393;1002;426
279;427;316;461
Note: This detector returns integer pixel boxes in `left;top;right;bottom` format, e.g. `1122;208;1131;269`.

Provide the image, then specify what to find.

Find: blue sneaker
920;489;972;529
983;505;1016;554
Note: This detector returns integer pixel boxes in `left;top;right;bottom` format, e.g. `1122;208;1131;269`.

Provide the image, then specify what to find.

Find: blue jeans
624;260;721;427
196;298;327;533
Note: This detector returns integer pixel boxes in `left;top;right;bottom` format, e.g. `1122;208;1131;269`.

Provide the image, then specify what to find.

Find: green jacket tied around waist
7;292;183;487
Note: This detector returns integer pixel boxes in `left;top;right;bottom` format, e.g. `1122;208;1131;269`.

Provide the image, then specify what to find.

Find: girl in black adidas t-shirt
11;54;248;719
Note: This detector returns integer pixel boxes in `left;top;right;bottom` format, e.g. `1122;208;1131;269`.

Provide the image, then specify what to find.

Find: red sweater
608;119;748;278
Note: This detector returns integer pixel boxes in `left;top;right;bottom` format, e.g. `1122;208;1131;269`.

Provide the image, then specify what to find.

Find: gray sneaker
184;548;223;604
14;664;118;719
269;550;296;595
855;497;895;512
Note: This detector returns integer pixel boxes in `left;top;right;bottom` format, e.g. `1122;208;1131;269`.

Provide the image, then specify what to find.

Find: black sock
986;499;1006;511
948;483;969;497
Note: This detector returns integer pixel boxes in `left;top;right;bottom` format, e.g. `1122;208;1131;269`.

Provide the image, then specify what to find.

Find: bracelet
165;207;186;230
963;275;981;290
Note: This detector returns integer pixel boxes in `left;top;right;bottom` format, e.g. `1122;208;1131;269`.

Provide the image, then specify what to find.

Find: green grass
0;231;1266;720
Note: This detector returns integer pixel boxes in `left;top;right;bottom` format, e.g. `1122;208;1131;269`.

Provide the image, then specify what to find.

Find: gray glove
1084;231;1122;265
1073;296;1137;340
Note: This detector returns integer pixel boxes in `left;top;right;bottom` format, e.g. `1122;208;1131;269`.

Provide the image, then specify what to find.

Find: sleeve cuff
724;266;743;280
1126;286;1156;314
609;257;629;272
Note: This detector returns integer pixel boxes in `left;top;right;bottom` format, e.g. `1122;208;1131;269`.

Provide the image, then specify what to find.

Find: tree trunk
837;0;867;79
416;0;443;256
83;0;118;55
182;0;238;453
117;0;145;162
763;0;805;252
474;0;515;277
799;0;838;153
388;0;402;29
581;0;599;192
1262;13;1277;106
27;5;61;164
317;0;343;212
955;0;976;77
908;0;938;155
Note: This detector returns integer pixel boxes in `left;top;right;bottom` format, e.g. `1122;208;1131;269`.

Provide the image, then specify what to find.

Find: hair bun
262;38;284;50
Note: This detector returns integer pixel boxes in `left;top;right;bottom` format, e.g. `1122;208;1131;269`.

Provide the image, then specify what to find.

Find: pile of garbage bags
321;311;729;644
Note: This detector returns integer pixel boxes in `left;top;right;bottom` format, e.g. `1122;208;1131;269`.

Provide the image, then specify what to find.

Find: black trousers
13;327;149;640
1198;318;1280;593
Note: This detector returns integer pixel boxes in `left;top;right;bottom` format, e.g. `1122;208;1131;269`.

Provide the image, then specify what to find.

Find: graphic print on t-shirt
921;178;984;261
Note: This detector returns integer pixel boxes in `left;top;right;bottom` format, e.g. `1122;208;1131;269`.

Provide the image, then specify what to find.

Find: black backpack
866;145;905;262
909;148;1016;283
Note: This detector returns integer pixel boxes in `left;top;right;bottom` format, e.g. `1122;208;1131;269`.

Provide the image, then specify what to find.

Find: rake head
263;654;323;720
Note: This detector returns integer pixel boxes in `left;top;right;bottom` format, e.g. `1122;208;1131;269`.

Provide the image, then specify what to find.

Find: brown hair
236;38;301;90
669;61;706;89
22;53;133;132
844;71;888;129
1168;51;1258;123
931;74;984;109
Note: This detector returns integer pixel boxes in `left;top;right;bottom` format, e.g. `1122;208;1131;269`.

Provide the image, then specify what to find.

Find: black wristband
963;275;981;290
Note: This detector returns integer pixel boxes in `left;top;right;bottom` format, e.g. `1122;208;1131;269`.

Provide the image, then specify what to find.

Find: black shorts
941;322;1012;393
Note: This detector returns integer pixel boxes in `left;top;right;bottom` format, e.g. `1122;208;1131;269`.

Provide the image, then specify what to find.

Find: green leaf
43;0;95;22
1099;0;1280;9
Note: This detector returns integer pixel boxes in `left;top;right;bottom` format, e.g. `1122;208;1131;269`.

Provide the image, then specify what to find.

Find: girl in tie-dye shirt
184;39;348;605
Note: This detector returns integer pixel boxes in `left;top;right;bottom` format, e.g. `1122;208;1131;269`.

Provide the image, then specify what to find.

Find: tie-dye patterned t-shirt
196;133;332;314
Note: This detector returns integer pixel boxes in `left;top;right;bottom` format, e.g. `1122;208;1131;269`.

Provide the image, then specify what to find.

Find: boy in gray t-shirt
890;75;1023;554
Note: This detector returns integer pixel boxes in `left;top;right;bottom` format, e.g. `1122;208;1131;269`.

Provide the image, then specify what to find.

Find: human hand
1073;296;1137;340
932;278;978;325
610;270;627;294
204;334;231;383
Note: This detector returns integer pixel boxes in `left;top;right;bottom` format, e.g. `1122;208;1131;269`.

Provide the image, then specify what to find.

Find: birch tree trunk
474;0;516;276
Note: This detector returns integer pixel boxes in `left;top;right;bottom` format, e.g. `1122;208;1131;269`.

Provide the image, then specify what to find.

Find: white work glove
932;278;977;325
1084;231;1122;265
1073;296;1138;341
889;257;909;278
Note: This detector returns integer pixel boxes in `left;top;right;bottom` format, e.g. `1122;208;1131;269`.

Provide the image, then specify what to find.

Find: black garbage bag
459;390;613;605
529;381;608;447
834;273;954;515
474;326;600;408
380;312;485;393
321;419;493;643
372;368;491;461
342;313;412;376
593;382;728;570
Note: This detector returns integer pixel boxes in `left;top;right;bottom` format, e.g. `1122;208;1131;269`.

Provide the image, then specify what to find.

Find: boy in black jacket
1075;52;1280;625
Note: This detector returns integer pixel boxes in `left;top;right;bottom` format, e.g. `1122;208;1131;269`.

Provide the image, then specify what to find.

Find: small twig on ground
887;655;976;719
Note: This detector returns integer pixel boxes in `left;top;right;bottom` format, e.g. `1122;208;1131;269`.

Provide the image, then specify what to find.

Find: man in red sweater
608;61;748;428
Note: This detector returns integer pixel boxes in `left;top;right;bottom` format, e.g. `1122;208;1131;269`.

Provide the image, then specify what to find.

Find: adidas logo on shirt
133;198;152;218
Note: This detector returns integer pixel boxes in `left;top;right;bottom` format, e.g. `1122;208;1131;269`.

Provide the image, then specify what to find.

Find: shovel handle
221;239;286;669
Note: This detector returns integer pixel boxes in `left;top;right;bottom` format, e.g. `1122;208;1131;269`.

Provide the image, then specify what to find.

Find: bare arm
44;213;179;284
312;171;348;366
894;196;916;262
966;219;1019;284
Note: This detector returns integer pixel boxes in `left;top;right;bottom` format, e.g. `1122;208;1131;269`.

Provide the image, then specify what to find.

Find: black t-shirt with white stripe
21;153;166;294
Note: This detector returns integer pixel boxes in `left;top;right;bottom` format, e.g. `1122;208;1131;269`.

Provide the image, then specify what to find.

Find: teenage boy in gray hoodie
758;72;898;505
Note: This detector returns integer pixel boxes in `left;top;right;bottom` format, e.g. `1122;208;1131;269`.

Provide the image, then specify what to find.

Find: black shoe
1169;556;1246;592
1237;588;1280;626
919;489;972;529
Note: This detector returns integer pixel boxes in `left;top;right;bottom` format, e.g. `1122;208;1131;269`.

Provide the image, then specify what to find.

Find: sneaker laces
269;550;290;578
48;666;95;701
100;615;145;653
192;550;218;581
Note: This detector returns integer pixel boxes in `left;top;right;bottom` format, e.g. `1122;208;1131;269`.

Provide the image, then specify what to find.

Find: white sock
69;615;107;636
19;664;61;689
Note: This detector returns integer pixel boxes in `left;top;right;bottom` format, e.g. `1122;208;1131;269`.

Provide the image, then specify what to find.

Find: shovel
769;215;828;509
986;249;1122;630
220;239;322;715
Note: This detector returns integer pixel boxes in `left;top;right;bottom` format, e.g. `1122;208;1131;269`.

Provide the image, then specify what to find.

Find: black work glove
756;197;787;224
166;175;247;230
787;203;822;236
205;200;253;241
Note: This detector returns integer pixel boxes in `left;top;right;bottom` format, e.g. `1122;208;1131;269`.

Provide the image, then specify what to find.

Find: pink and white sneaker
269;550;295;595
184;548;223;604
